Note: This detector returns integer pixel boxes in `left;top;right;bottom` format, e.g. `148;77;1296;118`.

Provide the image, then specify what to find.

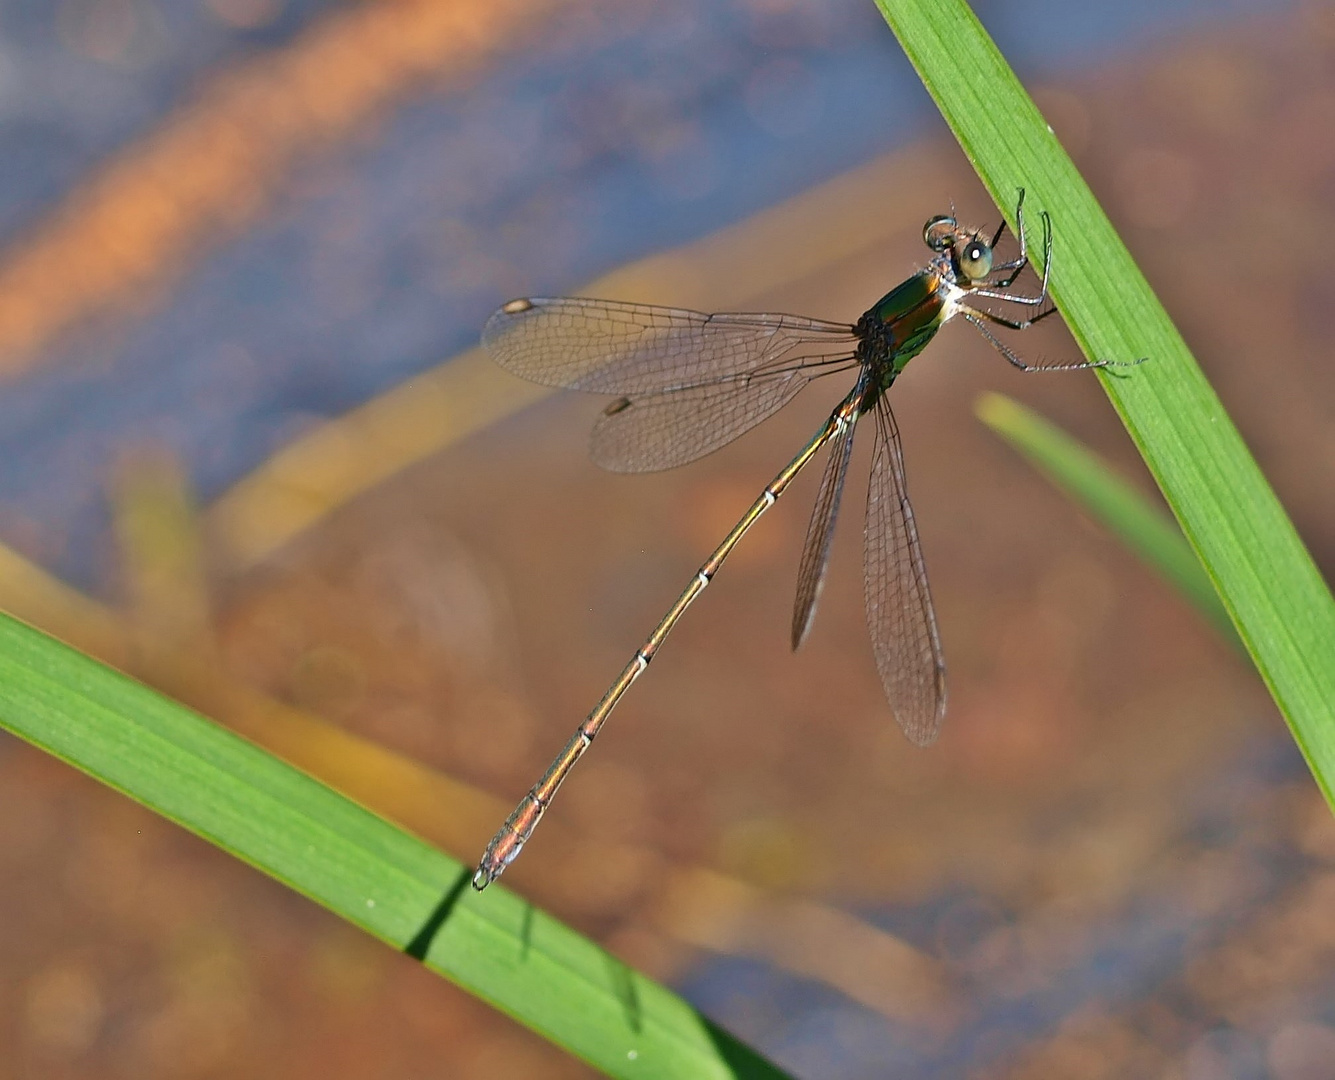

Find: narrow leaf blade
876;0;1335;801
977;392;1238;646
0;612;789;1080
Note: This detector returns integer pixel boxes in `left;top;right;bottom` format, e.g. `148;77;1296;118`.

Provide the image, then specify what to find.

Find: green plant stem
876;0;1335;801
0;613;788;1080
977;392;1239;647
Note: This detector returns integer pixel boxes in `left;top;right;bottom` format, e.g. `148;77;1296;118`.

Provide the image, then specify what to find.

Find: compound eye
958;237;993;280
923;215;956;251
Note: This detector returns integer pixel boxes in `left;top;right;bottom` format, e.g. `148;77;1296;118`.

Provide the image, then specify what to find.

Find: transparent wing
590;369;811;473
864;395;946;745
791;410;858;649
483;297;857;395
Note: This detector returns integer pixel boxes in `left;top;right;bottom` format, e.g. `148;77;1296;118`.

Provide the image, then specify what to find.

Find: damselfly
473;191;1139;890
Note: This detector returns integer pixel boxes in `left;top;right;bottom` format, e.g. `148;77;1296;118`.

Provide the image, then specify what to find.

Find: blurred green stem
977;393;1239;648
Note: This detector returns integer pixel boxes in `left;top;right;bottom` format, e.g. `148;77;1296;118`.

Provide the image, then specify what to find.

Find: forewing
791;412;858;649
864;396;946;745
590;370;809;473
483;297;856;395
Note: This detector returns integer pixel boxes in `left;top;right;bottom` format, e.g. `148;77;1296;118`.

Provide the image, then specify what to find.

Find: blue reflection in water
682;734;1321;1078
0;0;1297;581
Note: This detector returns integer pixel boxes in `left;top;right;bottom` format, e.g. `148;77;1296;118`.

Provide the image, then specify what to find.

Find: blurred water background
3;1;1335;1078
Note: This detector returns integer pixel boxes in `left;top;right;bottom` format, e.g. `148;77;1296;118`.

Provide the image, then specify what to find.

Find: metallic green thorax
856;269;948;394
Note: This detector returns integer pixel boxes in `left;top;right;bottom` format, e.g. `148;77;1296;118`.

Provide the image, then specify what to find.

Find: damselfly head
923;215;995;283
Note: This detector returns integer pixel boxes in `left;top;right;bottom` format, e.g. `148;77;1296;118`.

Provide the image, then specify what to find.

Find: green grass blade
976;392;1239;648
0;612;789;1080
875;0;1335;803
